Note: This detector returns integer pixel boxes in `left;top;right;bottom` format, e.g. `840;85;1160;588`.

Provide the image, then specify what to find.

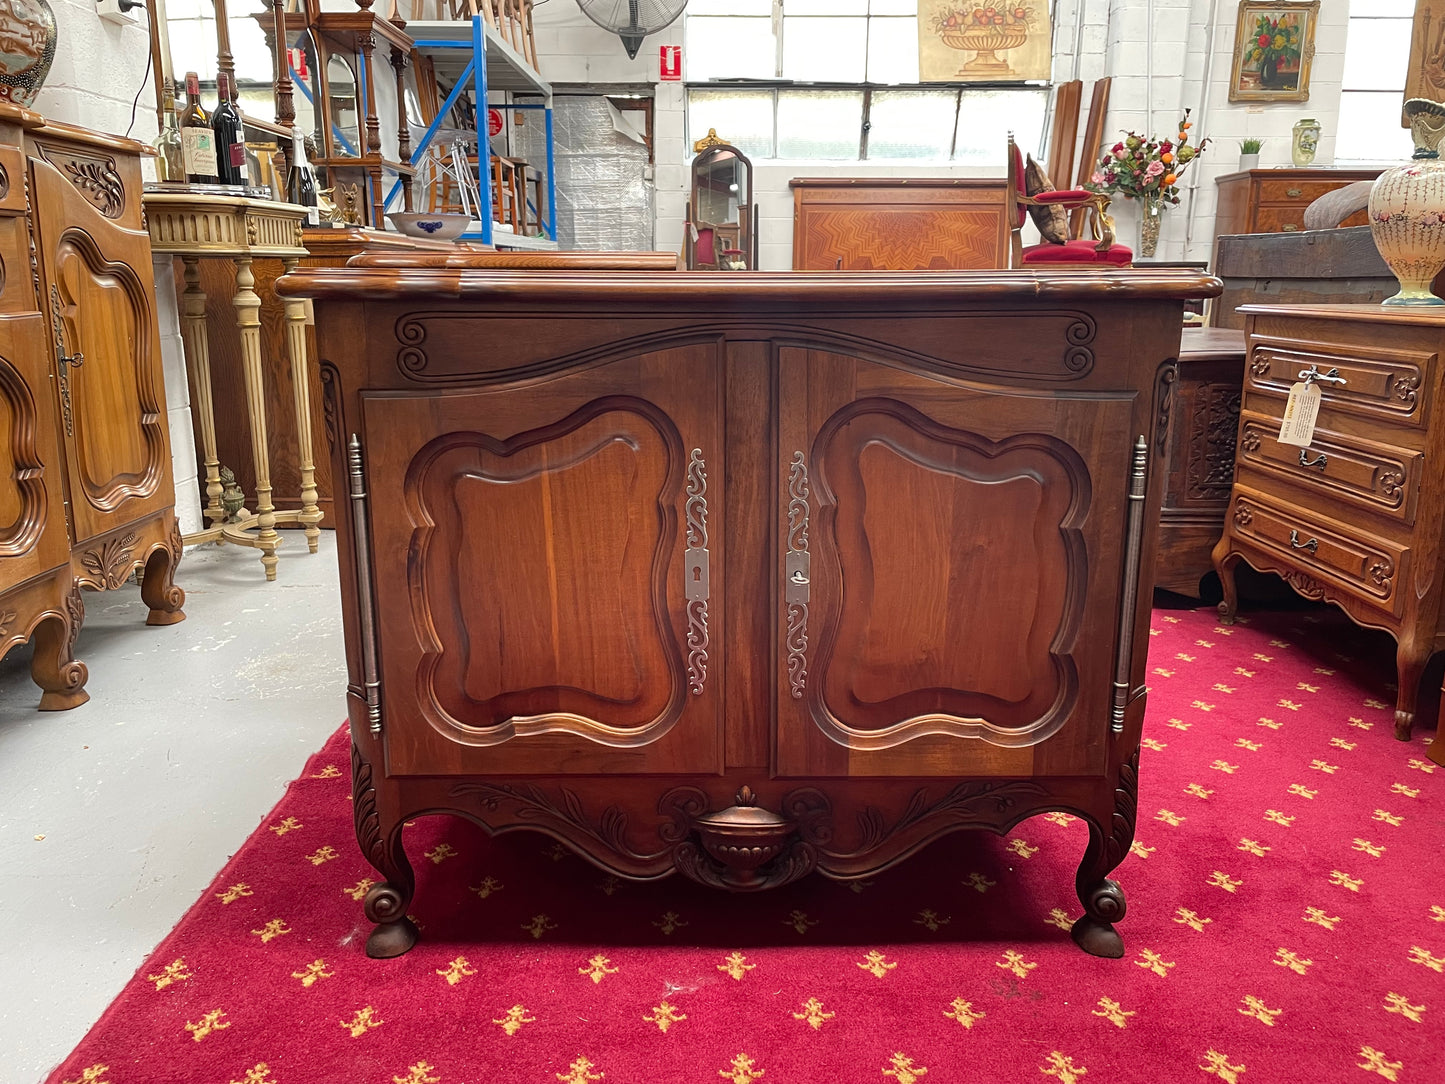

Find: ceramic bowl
386;212;470;241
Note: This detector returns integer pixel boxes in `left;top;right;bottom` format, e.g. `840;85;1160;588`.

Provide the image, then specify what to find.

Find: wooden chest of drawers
1212;305;1445;761
1213;169;1382;242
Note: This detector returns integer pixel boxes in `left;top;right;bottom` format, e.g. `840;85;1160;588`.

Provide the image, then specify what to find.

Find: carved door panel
774;348;1136;779
362;344;724;776
0;314;70;586
30;156;169;546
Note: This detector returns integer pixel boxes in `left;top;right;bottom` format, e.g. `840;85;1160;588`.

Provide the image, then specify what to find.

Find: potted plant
1239;138;1263;171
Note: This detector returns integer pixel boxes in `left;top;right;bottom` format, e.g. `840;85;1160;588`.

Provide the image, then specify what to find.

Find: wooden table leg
233;255;280;581
282;256;323;553
180;256;225;527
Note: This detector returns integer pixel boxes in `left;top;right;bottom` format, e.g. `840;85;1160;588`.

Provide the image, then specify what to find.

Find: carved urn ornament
0;0;55;108
689;786;796;885
1369;98;1445;306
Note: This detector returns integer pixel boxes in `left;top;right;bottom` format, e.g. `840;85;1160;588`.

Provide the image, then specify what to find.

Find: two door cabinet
277;264;1218;959
0;104;184;711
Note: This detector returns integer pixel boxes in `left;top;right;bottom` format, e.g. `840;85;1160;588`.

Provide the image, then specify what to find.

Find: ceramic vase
0;0;56;108
1369;99;1445;306
1292;118;1321;166
1238;152;1260;172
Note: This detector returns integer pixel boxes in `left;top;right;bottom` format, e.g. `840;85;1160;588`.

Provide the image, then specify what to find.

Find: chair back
1005;132;1027;268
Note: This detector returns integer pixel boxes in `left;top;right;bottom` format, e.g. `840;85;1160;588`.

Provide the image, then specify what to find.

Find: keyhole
692;567;701;582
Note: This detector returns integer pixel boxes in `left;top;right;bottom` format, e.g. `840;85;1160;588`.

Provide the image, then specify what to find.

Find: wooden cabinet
0;104;185;710
1213;169;1382;243
279;264;1216;960
790;178;1008;270
1213;305;1445;761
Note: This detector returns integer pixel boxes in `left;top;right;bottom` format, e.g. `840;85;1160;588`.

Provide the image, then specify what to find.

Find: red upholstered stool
1021;239;1135;266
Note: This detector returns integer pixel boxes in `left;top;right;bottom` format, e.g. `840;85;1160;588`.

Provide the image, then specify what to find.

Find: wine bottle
179;71;217;185
287;126;319;226
211;71;245;187
151;87;184;183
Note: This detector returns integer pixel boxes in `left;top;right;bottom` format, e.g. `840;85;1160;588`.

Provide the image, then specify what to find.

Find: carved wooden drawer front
1237;411;1421;526
1248;339;1432;430
1229;487;1405;615
1256;180;1343;205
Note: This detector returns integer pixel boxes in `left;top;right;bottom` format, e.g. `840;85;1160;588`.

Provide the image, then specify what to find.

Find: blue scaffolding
384;16;557;248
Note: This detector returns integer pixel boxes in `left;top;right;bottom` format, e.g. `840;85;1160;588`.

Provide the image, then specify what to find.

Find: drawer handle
1289;529;1319;554
1286;187;1302;198
1298;365;1347;387
1281;224;1298;231
1298;449;1328;470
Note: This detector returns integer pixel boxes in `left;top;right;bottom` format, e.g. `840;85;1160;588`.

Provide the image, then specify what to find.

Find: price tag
182;127;217;177
1277;381;1321;447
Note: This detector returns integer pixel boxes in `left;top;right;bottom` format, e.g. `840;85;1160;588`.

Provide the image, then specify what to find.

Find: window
683;0;1052;162
1336;0;1414;163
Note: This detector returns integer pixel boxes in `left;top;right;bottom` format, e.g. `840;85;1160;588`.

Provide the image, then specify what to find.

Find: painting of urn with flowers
918;2;1051;82
1228;1;1318;102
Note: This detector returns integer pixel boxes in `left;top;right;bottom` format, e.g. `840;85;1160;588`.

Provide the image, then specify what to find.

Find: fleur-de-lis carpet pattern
47;605;1442;1083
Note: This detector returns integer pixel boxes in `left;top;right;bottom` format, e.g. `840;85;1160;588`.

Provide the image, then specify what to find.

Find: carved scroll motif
1154;363;1177;456
684;448;710;696
786;451;810;700
80;532;139;589
1185;384;1242;501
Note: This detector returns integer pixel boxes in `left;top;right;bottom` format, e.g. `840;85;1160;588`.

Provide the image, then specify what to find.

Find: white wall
531;0;1361;268
36;2;201;530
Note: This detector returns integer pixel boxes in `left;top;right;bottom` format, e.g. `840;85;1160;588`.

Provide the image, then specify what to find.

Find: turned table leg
282;257;323;553
233;256;280;581
180;257;224;528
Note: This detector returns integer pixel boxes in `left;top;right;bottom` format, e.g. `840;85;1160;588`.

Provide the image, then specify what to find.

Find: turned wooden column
282;255;322;553
180;256;225;527
232;255;281;580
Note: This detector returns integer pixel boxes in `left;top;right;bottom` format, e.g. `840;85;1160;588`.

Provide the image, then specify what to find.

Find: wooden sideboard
1155;327;1246;598
278;264;1219;960
791;178;1008;270
1213;305;1445;765
1213;169;1382;243
0;105;185;709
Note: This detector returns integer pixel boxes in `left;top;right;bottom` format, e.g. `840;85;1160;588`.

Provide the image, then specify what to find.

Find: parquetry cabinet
0;104;185;710
1213;304;1445;764
277;264;1218;959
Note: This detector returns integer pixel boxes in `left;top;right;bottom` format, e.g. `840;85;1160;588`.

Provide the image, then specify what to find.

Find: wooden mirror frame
686;137;754;271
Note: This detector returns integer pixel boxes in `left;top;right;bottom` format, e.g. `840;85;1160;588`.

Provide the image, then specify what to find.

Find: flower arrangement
1087;110;1210;207
1246;12;1302;81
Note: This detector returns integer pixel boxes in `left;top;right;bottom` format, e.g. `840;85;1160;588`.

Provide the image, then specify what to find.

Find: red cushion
1032;188;1095;204
1021;239;1133;266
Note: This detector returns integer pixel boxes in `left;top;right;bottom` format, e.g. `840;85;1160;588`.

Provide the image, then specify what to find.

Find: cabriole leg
1393;638;1434;742
32;590;88;711
1213;549;1241;625
142;525;187;627
1070;751;1138;959
352;742;418;958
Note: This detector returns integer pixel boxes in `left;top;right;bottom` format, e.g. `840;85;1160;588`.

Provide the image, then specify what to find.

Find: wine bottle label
230;142;246;168
183;127;218;176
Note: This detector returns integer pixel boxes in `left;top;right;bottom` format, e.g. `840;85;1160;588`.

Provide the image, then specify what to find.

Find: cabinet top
1214;168;1384;184
278;267;1222;306
1240;302;1445;326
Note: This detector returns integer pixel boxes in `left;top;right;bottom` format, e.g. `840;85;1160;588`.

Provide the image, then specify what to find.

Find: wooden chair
1005;132;1131;269
1045;80;1083;197
1070;78;1113;237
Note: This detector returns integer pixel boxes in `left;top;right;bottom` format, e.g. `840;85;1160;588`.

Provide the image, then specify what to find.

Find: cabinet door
775;347;1136;779
30;156;170;545
361;345;724;776
0;314;69;586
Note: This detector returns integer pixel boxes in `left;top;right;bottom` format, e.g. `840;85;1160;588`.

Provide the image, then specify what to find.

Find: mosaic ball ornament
1369;98;1445;306
0;0;56;108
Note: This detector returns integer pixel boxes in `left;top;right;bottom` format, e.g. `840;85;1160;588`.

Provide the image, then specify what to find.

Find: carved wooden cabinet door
0;313;69;584
29;155;170;546
774;348;1137;779
359;345;724;776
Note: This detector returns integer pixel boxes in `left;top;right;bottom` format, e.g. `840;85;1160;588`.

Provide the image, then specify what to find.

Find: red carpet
48;603;1444;1084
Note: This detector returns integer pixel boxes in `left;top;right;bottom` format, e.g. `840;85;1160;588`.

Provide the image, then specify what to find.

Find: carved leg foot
32;599;88;711
1393;640;1432;742
364;882;419;959
141;532;187;627
1213;551;1240;625
353;742;417;958
1070;880;1127;958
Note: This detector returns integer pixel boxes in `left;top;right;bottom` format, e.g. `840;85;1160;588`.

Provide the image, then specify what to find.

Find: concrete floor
0;533;347;1084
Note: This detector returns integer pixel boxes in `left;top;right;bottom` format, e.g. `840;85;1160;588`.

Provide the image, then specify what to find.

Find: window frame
1336;5;1414;165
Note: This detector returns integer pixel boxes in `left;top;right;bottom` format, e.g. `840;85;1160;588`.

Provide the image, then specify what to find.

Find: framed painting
1227;1;1319;103
918;2;1053;83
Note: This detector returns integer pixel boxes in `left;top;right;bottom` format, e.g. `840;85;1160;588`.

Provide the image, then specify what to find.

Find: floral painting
1228;1;1318;103
917;3;1053;83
